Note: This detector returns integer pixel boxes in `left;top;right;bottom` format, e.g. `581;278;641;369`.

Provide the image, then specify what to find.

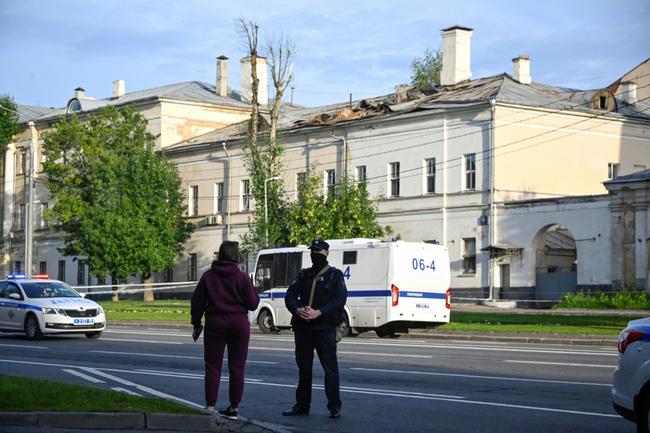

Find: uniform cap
308;239;329;251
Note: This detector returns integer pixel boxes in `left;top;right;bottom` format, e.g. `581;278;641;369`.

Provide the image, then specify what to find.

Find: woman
190;241;260;420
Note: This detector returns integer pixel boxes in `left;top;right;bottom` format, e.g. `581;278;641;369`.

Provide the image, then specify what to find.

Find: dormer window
66;99;81;114
591;90;617;112
599;96;607;110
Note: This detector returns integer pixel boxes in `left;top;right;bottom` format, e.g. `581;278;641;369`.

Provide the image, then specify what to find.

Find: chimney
619;81;637;105
112;79;126;98
512;55;532;84
240;56;268;105
216;55;229;97
74;87;86;98
440;25;473;86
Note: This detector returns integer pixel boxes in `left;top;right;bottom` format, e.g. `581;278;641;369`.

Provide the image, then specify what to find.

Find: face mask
310;252;328;268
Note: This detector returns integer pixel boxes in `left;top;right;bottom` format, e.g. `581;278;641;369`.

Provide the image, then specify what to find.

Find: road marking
105;330;188;337
504;360;617;369
62;368;105;384
100;338;183;345
350;367;611;387
80;367;202;408
111;387;142;396
0;343;47;350
249;346;431;358
90;350;279;364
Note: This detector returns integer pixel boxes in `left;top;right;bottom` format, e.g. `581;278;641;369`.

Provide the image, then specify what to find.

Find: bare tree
266;33;295;159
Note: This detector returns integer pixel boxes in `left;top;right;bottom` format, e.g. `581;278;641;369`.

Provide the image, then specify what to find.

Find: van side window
343;251;357;265
273;253;289;287
287;252;302;283
255;254;274;292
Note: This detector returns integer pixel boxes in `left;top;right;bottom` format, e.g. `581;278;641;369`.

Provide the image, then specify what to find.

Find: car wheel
638;392;650;433
257;309;277;334
85;332;102;339
24;315;44;340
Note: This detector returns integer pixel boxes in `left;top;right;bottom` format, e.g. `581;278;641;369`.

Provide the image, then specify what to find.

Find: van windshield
21;281;81;299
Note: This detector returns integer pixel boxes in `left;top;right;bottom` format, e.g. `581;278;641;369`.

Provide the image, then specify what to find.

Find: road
0;325;631;433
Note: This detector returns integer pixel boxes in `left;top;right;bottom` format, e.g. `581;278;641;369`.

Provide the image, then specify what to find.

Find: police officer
283;240;347;419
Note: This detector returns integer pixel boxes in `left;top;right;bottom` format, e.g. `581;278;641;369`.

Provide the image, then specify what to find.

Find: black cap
308;239;329;251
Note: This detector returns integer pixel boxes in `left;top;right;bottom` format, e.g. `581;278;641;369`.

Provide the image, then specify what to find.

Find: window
356;165;366;183
17;204;25;230
214;182;224;213
326;169;336;198
425;158;436;194
389;162;400;197
39;202;49;229
255;254;273;292
296;172;306;201
464;154;476;190
163;267;174;283
634;164;646;172
14;261;22;275
343;251;357;265
599;96;607;110
188;253;198;281
241;179;251;211
188;185;198;216
77;260;87;285
462;237;476;274
39;261;47;275
16;151;25;175
58;260;66;281
608;163;620;179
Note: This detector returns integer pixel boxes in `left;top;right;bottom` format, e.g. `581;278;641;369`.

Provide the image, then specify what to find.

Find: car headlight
43;307;67;315
97;306;104;314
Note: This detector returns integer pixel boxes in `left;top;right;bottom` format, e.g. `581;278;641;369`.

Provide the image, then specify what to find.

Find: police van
252;239;451;337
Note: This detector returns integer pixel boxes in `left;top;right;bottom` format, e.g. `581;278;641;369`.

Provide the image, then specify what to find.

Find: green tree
410;48;442;88
286;171;390;245
0;94;20;146
42;106;193;301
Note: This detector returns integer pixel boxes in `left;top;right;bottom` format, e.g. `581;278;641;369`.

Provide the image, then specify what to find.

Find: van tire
258;309;278;334
375;325;398;338
24;314;44;340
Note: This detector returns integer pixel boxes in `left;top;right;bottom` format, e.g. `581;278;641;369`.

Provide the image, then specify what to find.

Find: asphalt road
0;325;632;433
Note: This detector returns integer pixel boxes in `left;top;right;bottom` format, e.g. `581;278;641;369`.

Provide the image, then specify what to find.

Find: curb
0;412;284;432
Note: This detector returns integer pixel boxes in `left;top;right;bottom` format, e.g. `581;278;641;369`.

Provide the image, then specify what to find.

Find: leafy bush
556;291;650;310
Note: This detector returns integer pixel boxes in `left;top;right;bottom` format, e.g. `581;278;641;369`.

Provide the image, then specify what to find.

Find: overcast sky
1;0;648;109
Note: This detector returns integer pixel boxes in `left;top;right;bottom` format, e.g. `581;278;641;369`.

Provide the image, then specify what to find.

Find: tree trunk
111;273;119;302
143;271;154;303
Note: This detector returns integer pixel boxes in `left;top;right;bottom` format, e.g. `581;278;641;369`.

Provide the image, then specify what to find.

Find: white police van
0;275;106;340
252;239;451;337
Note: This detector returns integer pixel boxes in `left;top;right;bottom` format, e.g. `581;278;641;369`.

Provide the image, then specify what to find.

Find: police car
0;275;106;340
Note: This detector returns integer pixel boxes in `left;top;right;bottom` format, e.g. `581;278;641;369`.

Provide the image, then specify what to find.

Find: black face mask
310;252;328;269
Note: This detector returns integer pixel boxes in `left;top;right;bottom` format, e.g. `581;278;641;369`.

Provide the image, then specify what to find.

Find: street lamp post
264;176;281;247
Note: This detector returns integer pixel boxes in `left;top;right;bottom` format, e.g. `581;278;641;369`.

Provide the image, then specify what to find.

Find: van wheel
24;315;44;340
85;332;102;339
258;310;278;334
638;392;650;433
375;325;398;338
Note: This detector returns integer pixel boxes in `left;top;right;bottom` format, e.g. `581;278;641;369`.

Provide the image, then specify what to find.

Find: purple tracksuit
191;260;260;408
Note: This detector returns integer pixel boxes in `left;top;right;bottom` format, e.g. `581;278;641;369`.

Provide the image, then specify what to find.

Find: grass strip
0;374;203;414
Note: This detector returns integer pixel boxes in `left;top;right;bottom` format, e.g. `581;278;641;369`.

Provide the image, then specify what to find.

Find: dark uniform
284;241;347;417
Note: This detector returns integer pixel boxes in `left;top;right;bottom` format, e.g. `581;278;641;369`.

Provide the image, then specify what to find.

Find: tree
0;94;20;147
410;48;442;88
42;106;193;301
286;171;390;245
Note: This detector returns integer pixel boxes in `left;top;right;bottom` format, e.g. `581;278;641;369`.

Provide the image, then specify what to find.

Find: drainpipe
488;99;496;301
331;132;348;177
26;121;37;276
442;113;448;247
222;141;232;240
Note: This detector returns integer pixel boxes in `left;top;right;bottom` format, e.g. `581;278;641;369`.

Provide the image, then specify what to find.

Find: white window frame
214;182;224;214
325;169;336;198
389;162;400;197
608;162;620;179
462;237;477;275
424;158;436;194
356;165;366;183
464;154;476;191
241;179;251;211
39;202;49;229
188;185;198;216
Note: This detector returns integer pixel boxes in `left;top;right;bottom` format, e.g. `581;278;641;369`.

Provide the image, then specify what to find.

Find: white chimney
240;56;268;105
216;55;229;97
112;79;126;98
73;87;86;98
440;25;473;86
512;55;532;84
619;81;637;105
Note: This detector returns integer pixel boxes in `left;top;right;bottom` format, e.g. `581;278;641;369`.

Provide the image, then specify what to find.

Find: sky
1;0;648;109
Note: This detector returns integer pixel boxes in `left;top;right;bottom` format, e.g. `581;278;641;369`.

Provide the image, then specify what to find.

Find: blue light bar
7;274;27;279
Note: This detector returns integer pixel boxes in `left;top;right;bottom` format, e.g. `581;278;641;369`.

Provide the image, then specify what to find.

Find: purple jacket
190;261;260;326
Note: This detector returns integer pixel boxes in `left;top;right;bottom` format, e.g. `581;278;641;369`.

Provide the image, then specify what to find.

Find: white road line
350;367;611;387
504;360;617;369
105;330;187;337
80;367;202;409
62;368;106;384
90;350;279;364
0;343;47;350
249;346;431;358
111;387;142;396
100;338;183;345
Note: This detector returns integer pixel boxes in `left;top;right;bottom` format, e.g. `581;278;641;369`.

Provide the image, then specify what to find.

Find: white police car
0;275;106;340
612;317;650;433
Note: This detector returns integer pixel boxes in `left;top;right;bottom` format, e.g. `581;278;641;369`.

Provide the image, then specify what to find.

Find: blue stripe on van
259;290;445;299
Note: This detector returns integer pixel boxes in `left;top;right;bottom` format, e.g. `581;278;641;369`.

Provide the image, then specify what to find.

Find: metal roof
603;168;650;185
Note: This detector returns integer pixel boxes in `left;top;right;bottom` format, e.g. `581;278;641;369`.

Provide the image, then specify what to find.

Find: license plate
73;318;94;325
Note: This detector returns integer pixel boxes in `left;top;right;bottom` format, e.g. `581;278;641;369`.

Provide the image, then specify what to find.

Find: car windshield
21;281;81;299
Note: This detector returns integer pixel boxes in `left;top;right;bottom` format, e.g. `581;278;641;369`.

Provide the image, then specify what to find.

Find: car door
4;283;25;330
0;281;8;328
